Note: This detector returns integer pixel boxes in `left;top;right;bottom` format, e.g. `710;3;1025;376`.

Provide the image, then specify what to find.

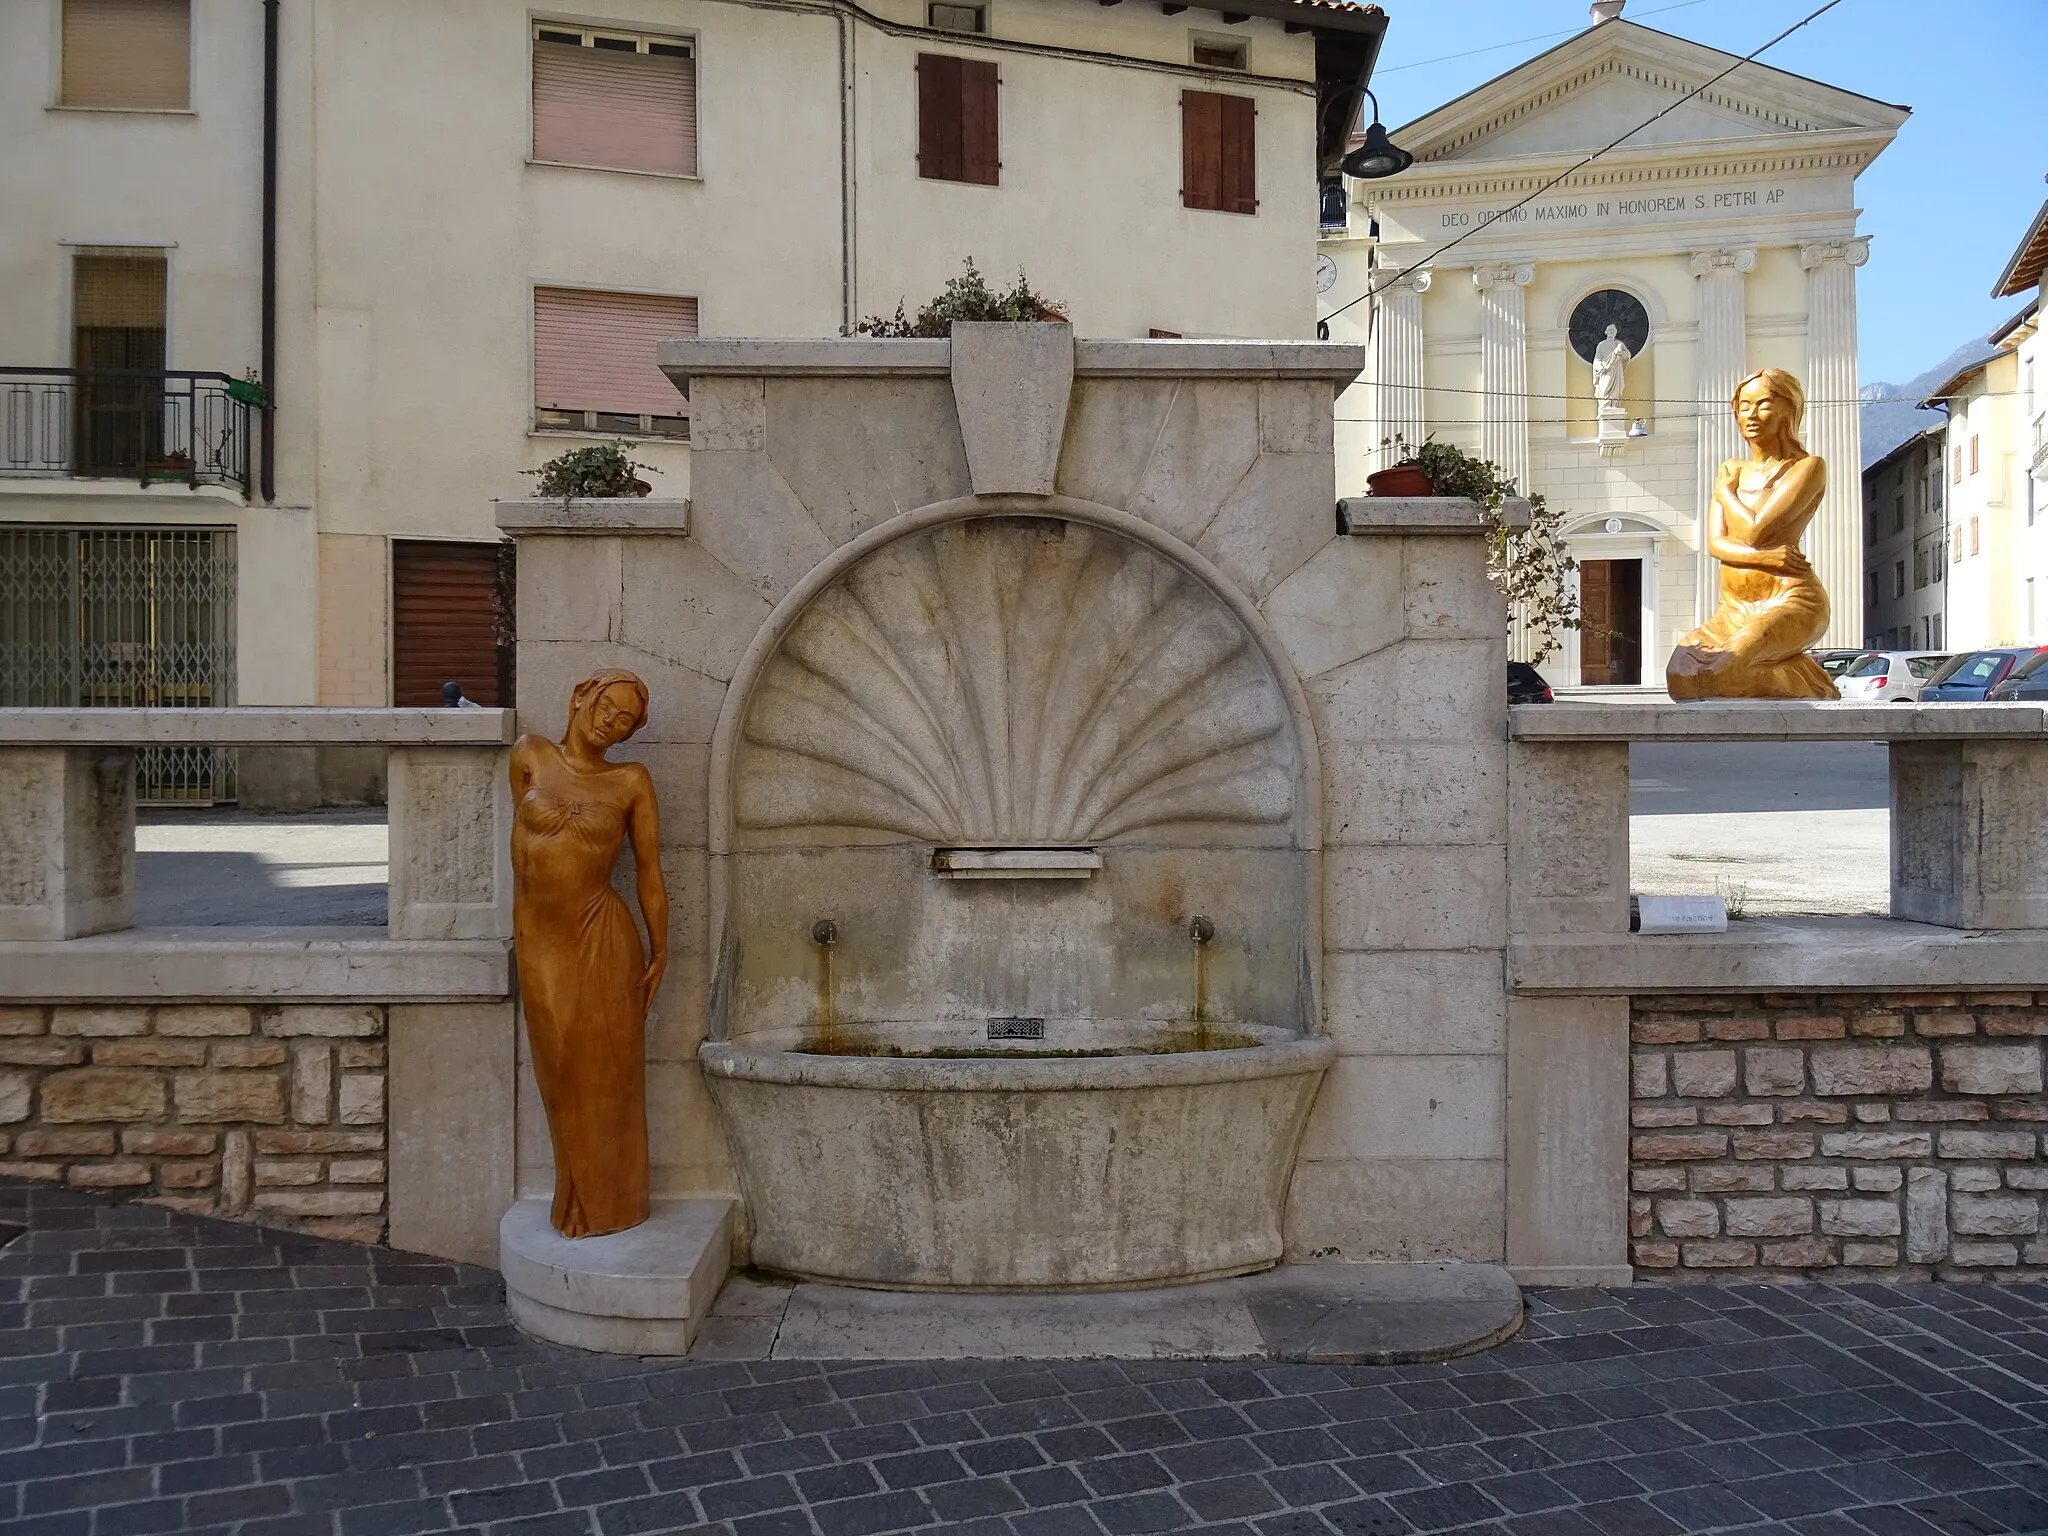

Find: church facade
1322;18;1906;681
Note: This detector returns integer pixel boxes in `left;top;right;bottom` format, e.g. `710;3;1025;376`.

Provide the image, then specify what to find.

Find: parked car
1985;648;2048;701
1918;647;2046;702
1834;650;1953;703
1812;648;1867;679
1508;661;1554;703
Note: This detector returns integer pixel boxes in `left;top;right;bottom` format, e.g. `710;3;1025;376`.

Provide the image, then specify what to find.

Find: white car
1835;650;1953;702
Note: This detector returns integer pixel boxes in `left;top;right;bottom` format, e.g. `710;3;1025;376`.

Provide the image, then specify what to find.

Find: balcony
0;368;255;496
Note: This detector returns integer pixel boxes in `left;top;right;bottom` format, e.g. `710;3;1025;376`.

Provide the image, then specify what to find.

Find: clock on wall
1568;289;1651;363
1315;254;1338;294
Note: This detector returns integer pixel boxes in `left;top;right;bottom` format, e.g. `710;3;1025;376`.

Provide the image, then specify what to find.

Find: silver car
1835;650;1953;702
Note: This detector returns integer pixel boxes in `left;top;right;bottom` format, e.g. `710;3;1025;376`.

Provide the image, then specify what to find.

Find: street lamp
1341;90;1413;180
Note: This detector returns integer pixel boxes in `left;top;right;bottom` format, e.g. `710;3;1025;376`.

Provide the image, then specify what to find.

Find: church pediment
1395;20;1908;166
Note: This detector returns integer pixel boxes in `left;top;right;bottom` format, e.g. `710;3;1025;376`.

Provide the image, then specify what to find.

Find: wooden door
391;540;510;707
1580;560;1613;685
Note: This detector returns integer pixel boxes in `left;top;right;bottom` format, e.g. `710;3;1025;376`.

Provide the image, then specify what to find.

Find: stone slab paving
707;1263;1524;1364
7;1181;2048;1536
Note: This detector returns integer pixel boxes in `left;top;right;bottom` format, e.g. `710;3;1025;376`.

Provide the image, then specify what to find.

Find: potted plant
525;440;659;500
1365;457;1435;497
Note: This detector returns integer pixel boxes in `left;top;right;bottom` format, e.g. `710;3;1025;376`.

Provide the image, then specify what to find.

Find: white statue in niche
1592;324;1632;411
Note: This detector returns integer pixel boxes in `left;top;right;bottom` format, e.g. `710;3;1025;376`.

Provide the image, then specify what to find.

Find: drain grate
987;1017;1046;1041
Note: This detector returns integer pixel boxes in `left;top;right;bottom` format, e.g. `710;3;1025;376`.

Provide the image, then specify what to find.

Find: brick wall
0;1004;388;1243
1631;992;2048;1279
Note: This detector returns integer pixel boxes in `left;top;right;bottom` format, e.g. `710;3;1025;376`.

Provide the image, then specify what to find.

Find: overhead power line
1321;0;1852;328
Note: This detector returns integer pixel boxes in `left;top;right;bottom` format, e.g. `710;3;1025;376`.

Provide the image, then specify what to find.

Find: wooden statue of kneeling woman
1667;367;1837;700
510;669;668;1238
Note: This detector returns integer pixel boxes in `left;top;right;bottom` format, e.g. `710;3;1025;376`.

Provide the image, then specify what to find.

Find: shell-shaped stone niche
735;517;1296;845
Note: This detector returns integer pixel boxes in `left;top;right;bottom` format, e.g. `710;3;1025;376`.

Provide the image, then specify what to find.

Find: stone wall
0;1003;388;1243
1630;992;2048;1279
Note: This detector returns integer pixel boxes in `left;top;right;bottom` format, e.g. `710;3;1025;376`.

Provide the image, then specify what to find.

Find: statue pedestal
1595;406;1630;458
500;1197;736;1355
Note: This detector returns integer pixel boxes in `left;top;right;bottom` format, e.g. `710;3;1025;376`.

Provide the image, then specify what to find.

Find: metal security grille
0;526;237;802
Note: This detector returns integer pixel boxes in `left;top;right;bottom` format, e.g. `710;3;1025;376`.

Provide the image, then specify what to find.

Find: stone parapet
1629;991;2048;1279
1512;918;2048;995
657;335;1369;390
0;708;515;745
493;498;690;535
1338;496;1530;536
1511;701;2048;740
0;932;511;1001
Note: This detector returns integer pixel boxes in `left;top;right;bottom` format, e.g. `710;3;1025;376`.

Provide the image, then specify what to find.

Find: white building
1322;13;1905;682
0;0;1386;799
1976;199;2048;649
1932;298;2041;652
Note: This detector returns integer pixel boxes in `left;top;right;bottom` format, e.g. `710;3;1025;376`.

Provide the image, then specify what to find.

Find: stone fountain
495;324;1531;1349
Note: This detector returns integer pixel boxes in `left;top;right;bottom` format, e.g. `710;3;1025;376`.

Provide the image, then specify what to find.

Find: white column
1371;269;1431;459
1690;247;1756;627
1474;263;1534;493
1802;238;1871;648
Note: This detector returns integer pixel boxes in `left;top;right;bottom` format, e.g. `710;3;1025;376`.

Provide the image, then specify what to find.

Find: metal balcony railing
0;368;254;495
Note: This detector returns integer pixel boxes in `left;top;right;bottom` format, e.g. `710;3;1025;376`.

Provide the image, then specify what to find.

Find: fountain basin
701;1023;1333;1291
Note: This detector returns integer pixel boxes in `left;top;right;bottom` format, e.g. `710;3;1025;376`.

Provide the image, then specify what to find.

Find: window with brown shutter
1970;434;1980;474
1181;91;1256;214
532;24;697;178
392;541;513;708
61;0;190;111
917;54;999;186
533;287;696;438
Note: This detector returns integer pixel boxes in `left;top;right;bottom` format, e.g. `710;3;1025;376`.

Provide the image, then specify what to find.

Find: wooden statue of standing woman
510;669;668;1238
1667;367;1837;700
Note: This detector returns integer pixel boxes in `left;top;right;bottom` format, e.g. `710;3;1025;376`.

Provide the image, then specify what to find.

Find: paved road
8;1181;2048;1536
1629;743;1889;817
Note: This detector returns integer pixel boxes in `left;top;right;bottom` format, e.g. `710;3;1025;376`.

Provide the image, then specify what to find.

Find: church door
1578;559;1642;685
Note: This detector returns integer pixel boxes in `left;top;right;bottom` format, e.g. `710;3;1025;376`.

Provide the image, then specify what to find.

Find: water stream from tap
1189;915;1214;1050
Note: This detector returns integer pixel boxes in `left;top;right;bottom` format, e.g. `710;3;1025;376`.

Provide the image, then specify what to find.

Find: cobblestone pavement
7;1182;2048;1536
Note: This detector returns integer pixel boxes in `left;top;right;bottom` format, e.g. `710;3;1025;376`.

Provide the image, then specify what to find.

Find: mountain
1860;336;2006;469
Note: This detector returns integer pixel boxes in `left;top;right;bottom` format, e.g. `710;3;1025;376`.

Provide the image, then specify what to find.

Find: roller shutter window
532;25;697;177
1181;90;1257;214
533;287;696;438
62;0;190;110
917;54;998;186
391;541;510;708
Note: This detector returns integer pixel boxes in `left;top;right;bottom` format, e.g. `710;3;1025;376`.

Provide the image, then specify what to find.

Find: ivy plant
525;440;659;500
855;260;1067;338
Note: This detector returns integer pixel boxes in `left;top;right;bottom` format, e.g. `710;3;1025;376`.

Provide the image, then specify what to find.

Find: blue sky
1366;0;2043;386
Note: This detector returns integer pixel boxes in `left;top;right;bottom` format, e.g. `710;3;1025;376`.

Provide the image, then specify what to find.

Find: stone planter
491;496;689;534
702;1023;1333;1290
